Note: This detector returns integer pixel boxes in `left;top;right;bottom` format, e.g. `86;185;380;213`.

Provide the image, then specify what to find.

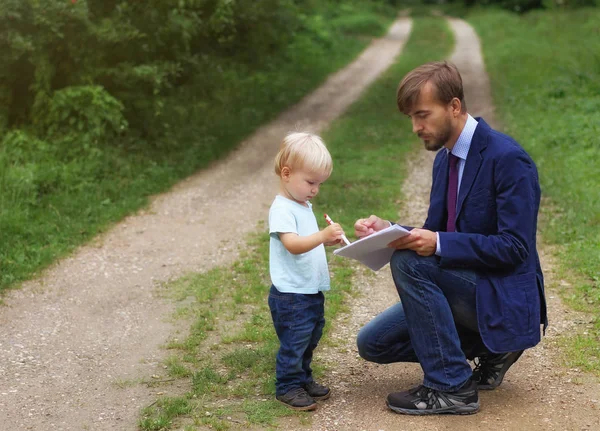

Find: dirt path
0;19;413;431
305;17;600;431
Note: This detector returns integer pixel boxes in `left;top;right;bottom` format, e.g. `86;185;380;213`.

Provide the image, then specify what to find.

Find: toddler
268;132;345;411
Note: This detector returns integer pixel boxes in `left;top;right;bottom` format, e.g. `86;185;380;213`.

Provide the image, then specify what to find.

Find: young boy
268;132;345;411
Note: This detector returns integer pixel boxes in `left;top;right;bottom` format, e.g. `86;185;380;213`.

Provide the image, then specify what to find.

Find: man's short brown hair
396;61;466;114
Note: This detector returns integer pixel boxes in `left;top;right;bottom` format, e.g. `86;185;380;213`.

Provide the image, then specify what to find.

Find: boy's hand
354;215;390;238
321;223;345;244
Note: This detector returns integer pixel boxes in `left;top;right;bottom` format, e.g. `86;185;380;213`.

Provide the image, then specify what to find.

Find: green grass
138;15;453;430
0;2;396;294
469;8;600;374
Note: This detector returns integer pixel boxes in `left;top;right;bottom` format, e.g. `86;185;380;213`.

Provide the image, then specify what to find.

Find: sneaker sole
311;391;331;401
387;401;480;416
478;350;524;391
276;398;317;411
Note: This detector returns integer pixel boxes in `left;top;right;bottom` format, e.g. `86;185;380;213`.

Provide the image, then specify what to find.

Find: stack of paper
333;224;410;271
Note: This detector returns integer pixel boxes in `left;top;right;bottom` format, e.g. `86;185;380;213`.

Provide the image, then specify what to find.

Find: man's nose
412;119;422;134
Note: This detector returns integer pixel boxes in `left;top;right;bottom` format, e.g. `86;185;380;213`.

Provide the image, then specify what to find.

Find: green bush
44;86;127;149
0;131;56;205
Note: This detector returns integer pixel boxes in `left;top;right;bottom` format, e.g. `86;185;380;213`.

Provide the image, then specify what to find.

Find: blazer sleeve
437;150;540;269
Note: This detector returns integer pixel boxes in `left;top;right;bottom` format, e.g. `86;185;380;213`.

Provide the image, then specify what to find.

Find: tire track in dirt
0;18;413;431
306;17;600;431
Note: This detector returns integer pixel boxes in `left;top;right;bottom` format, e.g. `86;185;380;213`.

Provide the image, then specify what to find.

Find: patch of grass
138;16;454;430
192;367;229;396
560;334;600;374
469;8;600;374
164;356;192;379
243;399;296;426
139;397;192;431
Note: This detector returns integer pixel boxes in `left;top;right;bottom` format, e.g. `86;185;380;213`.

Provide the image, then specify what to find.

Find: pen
324;214;351;246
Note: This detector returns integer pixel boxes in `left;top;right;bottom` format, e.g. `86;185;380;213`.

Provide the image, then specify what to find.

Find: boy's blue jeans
268;285;325;397
357;249;483;392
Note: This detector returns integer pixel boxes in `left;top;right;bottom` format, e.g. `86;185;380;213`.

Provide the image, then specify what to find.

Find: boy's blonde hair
274;132;333;177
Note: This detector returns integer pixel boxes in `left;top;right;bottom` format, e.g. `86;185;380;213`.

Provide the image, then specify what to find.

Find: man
354;61;547;415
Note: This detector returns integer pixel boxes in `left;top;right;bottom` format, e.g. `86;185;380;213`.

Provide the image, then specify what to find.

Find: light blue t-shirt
269;195;330;293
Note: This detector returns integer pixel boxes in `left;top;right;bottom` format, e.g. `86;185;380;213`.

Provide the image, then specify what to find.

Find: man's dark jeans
268;285;325;396
357;249;483;392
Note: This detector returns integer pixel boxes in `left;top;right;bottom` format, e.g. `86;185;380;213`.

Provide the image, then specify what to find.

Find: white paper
333;224;410;271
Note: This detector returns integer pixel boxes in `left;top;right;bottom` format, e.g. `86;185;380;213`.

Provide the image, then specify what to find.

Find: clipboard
333;224;410;271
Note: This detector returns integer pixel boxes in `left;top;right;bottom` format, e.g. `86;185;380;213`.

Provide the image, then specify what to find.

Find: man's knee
356;325;380;362
390;249;421;279
390;248;418;266
356;325;370;359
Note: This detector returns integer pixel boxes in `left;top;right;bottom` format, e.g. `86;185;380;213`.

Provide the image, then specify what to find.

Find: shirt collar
448;114;477;161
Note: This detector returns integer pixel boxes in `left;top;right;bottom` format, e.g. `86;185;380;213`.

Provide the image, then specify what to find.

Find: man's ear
450;97;462;117
281;166;291;180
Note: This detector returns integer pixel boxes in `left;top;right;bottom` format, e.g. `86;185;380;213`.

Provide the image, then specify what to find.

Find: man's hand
388;228;437;256
354;215;390;238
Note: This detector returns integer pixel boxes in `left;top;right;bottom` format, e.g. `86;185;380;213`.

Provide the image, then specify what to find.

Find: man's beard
420;120;453;151
423;138;445;151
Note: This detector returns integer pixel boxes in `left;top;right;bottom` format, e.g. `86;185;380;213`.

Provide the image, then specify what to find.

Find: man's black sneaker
472;350;524;390
304;381;331;400
276;387;317;411
386;379;479;415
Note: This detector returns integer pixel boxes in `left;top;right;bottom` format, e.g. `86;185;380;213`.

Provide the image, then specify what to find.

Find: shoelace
473;355;487;375
473;354;506;383
425;389;439;408
413;386;441;409
287;387;309;399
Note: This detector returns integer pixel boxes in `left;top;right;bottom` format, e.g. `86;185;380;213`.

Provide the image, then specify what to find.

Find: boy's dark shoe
472;350;524;390
386;379;479;415
304;381;331;400
276;387;317;411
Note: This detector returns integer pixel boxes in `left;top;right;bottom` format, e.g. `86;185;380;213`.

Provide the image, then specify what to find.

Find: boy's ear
281;166;291;179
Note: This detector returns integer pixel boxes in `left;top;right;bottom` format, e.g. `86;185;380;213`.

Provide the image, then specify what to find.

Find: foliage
0;0;397;138
0;1;397;292
44;85;127;146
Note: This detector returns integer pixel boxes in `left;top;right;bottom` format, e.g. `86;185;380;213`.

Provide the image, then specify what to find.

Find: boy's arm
279;224;344;255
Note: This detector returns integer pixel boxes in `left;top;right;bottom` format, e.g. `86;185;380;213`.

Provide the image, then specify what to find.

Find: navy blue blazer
426;118;547;353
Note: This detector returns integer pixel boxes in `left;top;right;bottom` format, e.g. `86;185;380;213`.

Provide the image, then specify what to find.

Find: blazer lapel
439;149;450;194
456;149;483;219
424;149;449;232
456;118;489;220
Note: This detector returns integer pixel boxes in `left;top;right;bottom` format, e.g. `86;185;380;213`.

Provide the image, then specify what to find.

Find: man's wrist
435;232;441;256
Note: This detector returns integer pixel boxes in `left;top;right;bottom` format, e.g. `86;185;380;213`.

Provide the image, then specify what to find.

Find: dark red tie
446;153;459;232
